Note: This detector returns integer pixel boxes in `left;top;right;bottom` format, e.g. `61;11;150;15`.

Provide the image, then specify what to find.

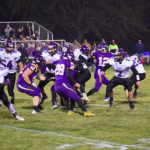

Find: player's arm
66;69;76;85
17;59;23;73
77;55;87;64
100;64;112;75
22;68;33;85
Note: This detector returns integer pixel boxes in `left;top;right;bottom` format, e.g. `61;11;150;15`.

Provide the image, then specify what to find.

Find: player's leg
6;73;16;104
0;90;24;120
17;82;42;114
51;85;57;109
103;76;110;101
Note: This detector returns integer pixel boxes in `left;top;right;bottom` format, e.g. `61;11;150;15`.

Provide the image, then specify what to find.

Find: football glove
30;83;37;88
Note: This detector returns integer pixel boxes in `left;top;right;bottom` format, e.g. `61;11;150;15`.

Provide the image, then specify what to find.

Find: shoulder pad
109;57;114;65
0;49;5;55
12;50;21;58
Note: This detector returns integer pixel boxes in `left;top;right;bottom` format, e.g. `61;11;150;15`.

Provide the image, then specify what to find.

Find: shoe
11;99;14;104
71;107;78;111
38;104;44;110
104;97;110;102
84;111;95;117
109;97;114;107
133;90;137;98
81;93;90;103
39;94;48;105
51;102;58;109
13;113;24;121
32;109;41;114
130;101;134;109
68;110;74;115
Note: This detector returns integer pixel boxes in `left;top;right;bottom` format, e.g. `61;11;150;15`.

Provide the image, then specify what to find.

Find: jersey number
98;57;109;67
132;58;141;67
55;64;65;75
1;60;13;69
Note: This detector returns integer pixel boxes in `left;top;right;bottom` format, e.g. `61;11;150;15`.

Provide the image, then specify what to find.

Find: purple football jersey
92;51;113;79
17;63;39;84
55;59;75;86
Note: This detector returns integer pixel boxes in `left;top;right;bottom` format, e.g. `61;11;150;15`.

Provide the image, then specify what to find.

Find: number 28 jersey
55;59;75;86
0;49;21;73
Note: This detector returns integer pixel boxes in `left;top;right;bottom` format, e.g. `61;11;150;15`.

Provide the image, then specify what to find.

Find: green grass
0;66;150;150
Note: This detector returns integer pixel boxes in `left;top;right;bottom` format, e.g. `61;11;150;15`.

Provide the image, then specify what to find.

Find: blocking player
38;42;61;109
0;41;23;104
54;50;95;116
17;55;49;114
0;59;24;120
100;49;140;109
87;44;113;101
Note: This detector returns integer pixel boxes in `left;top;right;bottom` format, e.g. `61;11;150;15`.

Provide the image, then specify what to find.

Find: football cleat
130;101;134;109
104;97;110;102
84;111;95;117
38;104;44;110
133;90;137;99
13;113;24;121
39;94;48;105
51;102;58;109
68;110;74;115
32;109;41;114
81;93;90;103
109;97;114;107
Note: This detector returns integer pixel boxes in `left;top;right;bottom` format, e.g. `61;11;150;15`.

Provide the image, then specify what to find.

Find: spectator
91;43;97;52
81;39;91;49
4;25;12;39
35;29;40;40
21;26;24;37
40;42;48;54
28;38;35;56
142;51;149;65
27;26;33;37
18;43;28;67
32;34;36;40
135;40;145;62
32;45;40;56
16;28;23;40
10;28;16;40
73;39;81;48
108;39;118;53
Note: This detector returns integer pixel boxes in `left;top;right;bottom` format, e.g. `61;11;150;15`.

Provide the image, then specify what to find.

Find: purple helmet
61;50;74;61
61;46;70;53
80;45;90;56
98;43;108;52
32;55;45;68
5;41;14;53
114;48;126;61
48;42;58;55
125;52;129;58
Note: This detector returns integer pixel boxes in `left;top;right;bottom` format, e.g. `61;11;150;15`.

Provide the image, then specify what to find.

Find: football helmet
80;45;90;56
114;48;126;62
62;50;74;61
98;43;108;52
5;41;14;53
32;55;45;68
125;52;129;58
48;42;58;56
61;46;70;53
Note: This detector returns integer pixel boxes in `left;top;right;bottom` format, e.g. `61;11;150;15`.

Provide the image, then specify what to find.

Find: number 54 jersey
0;49;21;73
92;51;113;79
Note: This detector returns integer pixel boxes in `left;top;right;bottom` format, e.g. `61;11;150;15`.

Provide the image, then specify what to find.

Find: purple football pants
17;82;41;98
54;83;81;101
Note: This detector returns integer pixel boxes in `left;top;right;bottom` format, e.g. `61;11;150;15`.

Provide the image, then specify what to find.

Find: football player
54;49;95;116
17;55;49;114
87;44;113;101
0;41;23;104
0;59;24;120
100;49;140;109
73;45;91;103
38;42;61;109
125;54;146;99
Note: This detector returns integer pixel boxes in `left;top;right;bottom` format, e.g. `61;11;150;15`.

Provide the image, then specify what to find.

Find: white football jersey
129;55;145;73
73;49;88;69
42;50;61;73
0;64;9;84
0;49;21;73
109;57;133;78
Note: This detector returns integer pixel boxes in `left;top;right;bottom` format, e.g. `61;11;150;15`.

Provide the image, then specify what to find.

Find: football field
0;66;150;150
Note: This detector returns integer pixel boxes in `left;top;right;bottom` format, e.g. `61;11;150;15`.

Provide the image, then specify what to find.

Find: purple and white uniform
17;63;41;97
54;59;81;101
92;51;113;91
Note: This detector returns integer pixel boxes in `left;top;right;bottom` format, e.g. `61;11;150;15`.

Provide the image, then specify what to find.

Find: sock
70;98;75;109
76;100;87;112
8;103;15;114
63;99;71;111
87;88;97;96
51;90;56;104
80;84;85;93
33;106;38;110
42;93;46;97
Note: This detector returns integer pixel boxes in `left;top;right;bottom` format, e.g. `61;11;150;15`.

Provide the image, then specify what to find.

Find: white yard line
0;125;149;150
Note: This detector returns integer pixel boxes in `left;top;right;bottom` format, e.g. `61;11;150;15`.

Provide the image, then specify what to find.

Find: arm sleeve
16;59;21;64
46;64;55;70
66;69;76;85
101;64;111;71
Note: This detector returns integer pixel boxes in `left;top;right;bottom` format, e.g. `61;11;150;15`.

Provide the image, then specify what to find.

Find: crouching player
54;50;95;116
17;55;49;114
0;60;24;120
